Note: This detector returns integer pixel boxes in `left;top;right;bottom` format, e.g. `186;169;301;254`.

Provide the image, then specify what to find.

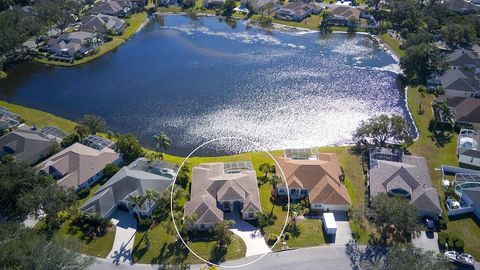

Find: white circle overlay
169;136;291;268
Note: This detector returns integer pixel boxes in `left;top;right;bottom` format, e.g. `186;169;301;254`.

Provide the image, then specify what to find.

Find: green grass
0;100;76;133
379;33;405;58
132;224;246;264
34;12;148;67
445;216;480;259
0;71;6;79
406;87;480;259
282;219;326;249
56;222;116;258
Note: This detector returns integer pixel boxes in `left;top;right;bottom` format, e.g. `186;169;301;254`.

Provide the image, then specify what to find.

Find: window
200;224;205;229
223;201;230;210
301;189;307;195
248;212;254;218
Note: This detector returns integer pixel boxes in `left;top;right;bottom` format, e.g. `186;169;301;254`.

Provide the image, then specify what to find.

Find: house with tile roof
184;162;261;231
444;0;480;14
91;0;132;17
368;148;442;219
327;5;361;26
37;142;121;190
275;149;351;212
0;125;63;165
275;2;322;22
81;157;176;218
46;31;101;62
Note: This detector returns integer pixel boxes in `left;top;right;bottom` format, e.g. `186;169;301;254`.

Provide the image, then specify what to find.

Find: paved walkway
225;212;271;257
412;231;439;253
106;210;138;265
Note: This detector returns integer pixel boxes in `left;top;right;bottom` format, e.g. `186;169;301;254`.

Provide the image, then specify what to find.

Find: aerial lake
0;15;413;156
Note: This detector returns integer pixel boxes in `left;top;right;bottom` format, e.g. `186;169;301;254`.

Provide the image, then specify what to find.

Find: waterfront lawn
132;223;246;264
0;100;76;133
35;12;147;67
406;87;480;259
379;33;404;58
55;222;116;258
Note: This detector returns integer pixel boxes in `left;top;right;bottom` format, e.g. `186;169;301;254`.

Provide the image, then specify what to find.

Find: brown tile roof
441;96;480;125
276;153;351;206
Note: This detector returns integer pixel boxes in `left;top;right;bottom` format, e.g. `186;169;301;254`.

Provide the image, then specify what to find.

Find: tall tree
212;220;235;247
353;114;412;146
77;114;109;135
153;132;172;159
115;134;144;164
128;194;145;222
400;43;447;83
366;194;423;243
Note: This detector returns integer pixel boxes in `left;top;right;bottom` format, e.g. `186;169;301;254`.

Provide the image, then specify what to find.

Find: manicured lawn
0;100;76;133
445;216;480;259
407;87;480;259
282;219;326;249
132;223;246;264
35;12;148;67
77;182;103;206
379;33;405;58
56;223;116;258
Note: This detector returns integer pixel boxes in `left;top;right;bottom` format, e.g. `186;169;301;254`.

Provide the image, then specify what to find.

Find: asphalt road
91;246;352;270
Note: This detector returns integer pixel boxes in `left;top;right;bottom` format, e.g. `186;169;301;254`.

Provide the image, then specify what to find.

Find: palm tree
270;174;281;190
432;100;455;129
144;189;158;214
153;132;172;159
128;195;145;222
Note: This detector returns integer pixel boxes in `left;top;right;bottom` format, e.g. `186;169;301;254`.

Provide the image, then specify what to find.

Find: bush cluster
438;232;464;251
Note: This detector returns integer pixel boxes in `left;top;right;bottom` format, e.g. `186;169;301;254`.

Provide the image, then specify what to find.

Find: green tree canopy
77;114;109;135
366;194;423;243
353;114;412;146
115;134;144;164
400;42;447;83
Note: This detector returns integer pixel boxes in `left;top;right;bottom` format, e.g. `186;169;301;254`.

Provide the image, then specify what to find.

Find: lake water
0;15;413;156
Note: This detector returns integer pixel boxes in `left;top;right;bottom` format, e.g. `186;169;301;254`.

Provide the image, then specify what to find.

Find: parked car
444;251;476;267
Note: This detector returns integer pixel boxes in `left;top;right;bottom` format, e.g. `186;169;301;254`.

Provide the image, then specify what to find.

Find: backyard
35;12;148;67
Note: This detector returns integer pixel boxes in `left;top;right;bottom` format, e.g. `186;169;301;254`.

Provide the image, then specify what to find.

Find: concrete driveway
106;210;138;265
225;212;271;257
412;231;439;253
307;211;352;246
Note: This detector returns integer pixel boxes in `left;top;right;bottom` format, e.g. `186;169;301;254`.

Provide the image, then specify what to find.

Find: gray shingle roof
369;148;442;216
463;187;480;206
0;125;53;165
81;157;175;217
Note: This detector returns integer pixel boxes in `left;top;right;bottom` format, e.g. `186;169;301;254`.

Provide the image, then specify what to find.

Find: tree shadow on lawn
150;240;190;265
427;120;453;147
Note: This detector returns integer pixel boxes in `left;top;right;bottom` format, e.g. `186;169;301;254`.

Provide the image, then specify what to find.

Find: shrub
454;239;465;251
61;133;80;148
283;232;290;241
76;187;91;199
267;234;278;245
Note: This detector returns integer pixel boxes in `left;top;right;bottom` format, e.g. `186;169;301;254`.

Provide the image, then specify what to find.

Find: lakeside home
81;157;177;218
0;125;66;165
184;162;261;230
80;14;127;35
368;148;442;219
275;2;322;22
275;148;351;212
436;97;480;129
37;142;121;190
45;31;101;62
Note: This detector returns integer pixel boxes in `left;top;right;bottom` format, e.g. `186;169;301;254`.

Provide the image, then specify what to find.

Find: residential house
80;135;115;150
81;158;177;218
429;49;480;98
275;2;322;22
275;149;351;212
368;148;442;219
327;5;361;27
113;0;146;12
460;187;480;219
80;14;127;35
184;162;261;230
241;0;280;13
0;125;66;165
0;107;21;132
444;0;480;14
437;96;480;129
46;31;100;62
37;143;121;190
203;0;225;8
91;0;132;17
456;129;480;169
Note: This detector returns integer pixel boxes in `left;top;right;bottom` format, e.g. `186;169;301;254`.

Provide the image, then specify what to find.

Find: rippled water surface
0;15;412;156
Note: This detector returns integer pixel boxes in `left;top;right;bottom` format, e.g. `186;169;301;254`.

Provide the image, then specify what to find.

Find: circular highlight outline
169;136;290;268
